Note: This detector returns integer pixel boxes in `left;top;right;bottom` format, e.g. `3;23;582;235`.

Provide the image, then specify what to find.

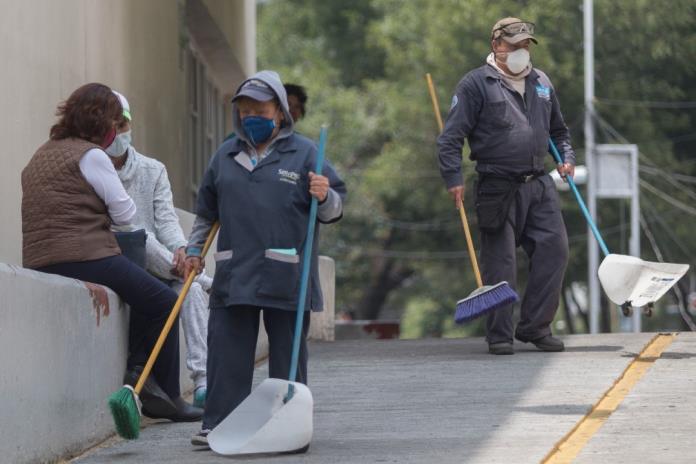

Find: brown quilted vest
21;138;121;269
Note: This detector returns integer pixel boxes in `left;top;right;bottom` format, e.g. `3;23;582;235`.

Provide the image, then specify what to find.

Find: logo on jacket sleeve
450;94;459;109
278;168;301;185
535;84;551;100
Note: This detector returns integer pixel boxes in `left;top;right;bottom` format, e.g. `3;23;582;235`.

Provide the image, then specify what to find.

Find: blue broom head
108;385;142;439
454;281;519;324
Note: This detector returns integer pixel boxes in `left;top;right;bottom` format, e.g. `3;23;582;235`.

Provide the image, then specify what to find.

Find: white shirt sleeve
79;148;136;225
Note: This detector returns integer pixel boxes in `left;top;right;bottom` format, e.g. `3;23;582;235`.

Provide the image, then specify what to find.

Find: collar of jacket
224;134;298;158
484;63;540;83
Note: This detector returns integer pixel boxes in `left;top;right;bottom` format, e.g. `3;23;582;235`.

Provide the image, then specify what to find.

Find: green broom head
108;384;142;439
455;281;519;324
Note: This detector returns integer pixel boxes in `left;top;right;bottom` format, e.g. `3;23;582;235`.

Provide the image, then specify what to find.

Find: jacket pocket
257;249;300;300
211;249;234;302
475;177;519;234
213;249;234;262
481;101;512;130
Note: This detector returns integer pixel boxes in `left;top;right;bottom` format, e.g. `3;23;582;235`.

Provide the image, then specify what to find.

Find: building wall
0;0;255;266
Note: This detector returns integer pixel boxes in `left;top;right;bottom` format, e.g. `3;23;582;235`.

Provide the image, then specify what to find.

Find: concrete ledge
0;263;129;464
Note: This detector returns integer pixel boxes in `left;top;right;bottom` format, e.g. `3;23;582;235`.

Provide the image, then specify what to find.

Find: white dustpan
208;378;313;455
548;138;689;315
598;254;689;308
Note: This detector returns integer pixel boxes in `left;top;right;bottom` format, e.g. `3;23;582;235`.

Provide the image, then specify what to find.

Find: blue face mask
242;116;276;146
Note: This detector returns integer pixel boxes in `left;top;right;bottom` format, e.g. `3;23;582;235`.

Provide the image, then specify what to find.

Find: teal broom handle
548;138;610;257
288;125;327;386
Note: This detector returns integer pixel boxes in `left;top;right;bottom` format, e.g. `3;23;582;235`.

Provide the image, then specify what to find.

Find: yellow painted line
542;333;676;464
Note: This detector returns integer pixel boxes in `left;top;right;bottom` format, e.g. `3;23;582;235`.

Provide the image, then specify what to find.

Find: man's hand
448;185;464;209
309;172;329;202
171;247;186;277
556;163;575;181
184;256;203;281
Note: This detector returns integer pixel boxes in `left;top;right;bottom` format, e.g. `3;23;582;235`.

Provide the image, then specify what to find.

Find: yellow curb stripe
542;333;676;464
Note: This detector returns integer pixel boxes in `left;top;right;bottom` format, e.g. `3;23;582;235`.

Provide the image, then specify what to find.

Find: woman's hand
308;172;329;202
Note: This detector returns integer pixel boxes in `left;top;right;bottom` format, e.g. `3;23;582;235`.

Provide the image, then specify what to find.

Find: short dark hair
50;83;123;144
284;83;308;117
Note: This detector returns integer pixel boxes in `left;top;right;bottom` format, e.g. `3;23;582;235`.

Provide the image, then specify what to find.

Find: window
186;47;227;209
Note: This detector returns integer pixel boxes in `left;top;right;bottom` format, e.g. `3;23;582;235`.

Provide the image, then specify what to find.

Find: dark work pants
203;305;310;430
38;254;181;398
480;175;569;344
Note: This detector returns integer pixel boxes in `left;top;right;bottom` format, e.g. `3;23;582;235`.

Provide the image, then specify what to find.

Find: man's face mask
505;48;530;74
105;130;132;157
242;115;276;146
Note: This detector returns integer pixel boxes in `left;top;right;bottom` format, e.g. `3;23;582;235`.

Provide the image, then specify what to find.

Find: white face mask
504;48;530;74
105;130;132;157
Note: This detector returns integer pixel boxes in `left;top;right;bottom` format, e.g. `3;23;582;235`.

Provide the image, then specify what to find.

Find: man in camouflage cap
438;17;576;355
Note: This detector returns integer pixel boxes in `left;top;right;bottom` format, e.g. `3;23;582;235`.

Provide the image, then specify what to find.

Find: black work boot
170;397;203;422
488;341;514;355
123;366;178;419
515;334;565;352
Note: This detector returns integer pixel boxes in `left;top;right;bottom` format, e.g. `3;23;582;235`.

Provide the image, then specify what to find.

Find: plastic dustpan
548;138;689;315
207;378;313;455
598;254;689;308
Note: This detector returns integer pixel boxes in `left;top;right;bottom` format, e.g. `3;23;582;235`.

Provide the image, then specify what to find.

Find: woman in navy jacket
185;70;346;445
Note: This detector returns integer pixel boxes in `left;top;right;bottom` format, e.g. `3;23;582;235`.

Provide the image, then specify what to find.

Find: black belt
480;171;544;184
515;171;545;183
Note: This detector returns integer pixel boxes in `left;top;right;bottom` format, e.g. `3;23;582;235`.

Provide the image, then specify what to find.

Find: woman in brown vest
21;83;202;422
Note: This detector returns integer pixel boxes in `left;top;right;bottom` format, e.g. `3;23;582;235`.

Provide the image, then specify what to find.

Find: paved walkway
73;333;696;463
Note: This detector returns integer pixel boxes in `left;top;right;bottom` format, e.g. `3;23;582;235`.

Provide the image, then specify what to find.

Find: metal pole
584;0;600;333
630;146;641;332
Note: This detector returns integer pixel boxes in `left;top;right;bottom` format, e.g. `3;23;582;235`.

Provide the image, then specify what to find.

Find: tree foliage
258;0;696;335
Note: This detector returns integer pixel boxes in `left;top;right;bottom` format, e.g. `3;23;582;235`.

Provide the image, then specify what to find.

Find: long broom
108;222;220;439
426;73;519;323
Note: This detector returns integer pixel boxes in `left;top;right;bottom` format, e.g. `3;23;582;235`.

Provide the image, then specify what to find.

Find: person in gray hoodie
184;70;346;446
107;90;212;409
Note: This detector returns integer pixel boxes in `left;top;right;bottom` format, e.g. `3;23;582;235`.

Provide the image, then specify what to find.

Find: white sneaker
191;429;211;447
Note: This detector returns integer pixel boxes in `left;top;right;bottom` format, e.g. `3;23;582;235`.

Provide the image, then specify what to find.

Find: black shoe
123;366;178;419
516;334;565;352
488;342;514;355
169;397;204;422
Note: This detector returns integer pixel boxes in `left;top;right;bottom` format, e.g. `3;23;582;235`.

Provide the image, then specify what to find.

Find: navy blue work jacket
195;134;346;312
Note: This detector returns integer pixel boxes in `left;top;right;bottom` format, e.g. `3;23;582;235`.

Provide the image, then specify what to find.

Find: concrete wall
0;264;129;464
0;0;254;266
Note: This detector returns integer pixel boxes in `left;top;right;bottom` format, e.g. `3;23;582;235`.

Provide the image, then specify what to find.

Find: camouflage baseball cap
491;17;537;44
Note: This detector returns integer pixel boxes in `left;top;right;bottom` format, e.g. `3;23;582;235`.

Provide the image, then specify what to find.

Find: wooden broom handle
426;73;483;288
134;222;220;395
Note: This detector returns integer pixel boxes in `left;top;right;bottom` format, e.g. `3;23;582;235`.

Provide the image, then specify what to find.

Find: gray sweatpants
171;280;210;389
479;174;569;344
126;227;212;389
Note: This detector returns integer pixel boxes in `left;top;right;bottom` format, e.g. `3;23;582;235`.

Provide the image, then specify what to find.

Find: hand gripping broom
426;73;519;323
107;222;220;439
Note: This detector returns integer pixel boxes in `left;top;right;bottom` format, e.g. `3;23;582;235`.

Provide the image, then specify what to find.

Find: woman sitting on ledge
20;83;201;422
